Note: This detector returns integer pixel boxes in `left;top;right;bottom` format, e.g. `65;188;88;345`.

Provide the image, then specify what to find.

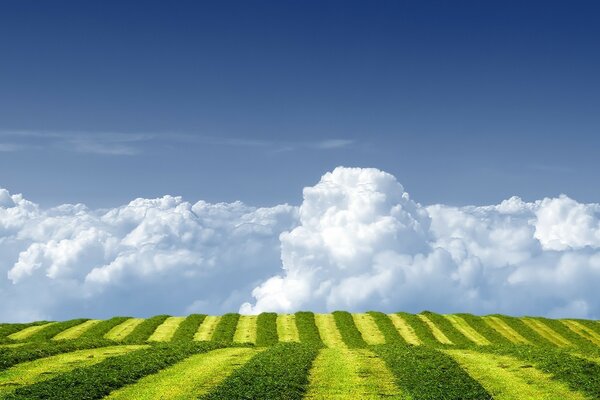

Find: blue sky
1;0;599;208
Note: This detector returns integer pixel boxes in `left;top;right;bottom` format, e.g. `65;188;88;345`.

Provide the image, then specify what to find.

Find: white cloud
2;167;600;321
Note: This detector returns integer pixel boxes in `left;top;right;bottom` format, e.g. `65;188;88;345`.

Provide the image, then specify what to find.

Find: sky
1;0;599;208
1;1;600;322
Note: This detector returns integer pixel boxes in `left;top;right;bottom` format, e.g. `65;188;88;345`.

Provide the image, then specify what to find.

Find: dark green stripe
123;315;170;344
332;311;367;348
367;311;407;344
200;343;318;400
26;319;89;342
171;314;206;341
295;312;324;347
455;313;513;345
493;315;554;346
211;313;240;343
421;311;472;346
79;317;130;340
396;312;439;346
255;312;278;346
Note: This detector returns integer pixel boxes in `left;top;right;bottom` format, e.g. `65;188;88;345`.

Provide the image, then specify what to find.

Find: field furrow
352;313;386;345
0;345;145;397
276;314;300;342
445;349;587;400
522;318;572;347
444;315;491;345
562;320;600;346
232;315;257;344
482;316;530;344
106;347;258;400
417;314;453;345
104;318;145;341
194;316;221;341
305;347;408;399
315;314;346;348
388;314;421;345
52;320;101;340
200;343;318;400
148;317;185;342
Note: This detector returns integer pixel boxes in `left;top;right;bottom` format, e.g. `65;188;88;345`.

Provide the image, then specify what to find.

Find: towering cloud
1;167;600;321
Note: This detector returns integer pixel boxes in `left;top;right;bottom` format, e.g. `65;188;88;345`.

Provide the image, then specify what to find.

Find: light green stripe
388;314;421;345
194;316;221;341
561;320;600;346
314;314;346;348
106;348;259;400
305;348;408;399
148;317;185;342
444;315;490;345
352;313;386;345
7;322;56;341
104;318;144;341
417;314;452;344
233;315;257;344
483;316;530;344
276;314;299;342
52;320;101;340
445;349;587;400
0;345;146;396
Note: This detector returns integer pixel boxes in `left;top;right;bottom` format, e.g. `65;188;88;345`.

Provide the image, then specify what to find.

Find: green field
0;312;598;399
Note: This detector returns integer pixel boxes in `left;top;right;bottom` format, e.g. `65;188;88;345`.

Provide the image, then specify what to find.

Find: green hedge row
373;344;490;399
6;342;222;400
255;313;278;346
332;311;367;348
294;312;324;347
367;311;407;344
79;317;130;340
0;339;113;372
201;343;318;400
171;314;206;341
122;315;170;344
211;313;240;343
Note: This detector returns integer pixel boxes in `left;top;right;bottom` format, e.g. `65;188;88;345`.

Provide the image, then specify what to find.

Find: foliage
211;313;240;343
367;311;407;344
171;314;206;341
420;311;472;346
255;313;278;347
332;311;367;348
122;315;170;344
294;312;324;347
25;319;89;342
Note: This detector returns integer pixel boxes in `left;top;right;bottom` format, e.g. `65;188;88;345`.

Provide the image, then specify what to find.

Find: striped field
0;312;598;399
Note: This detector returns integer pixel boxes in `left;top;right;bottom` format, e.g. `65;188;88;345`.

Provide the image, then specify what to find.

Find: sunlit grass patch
315;314;346;348
7;323;56;341
417;314;452;345
52;320;101;341
233;315;257;344
483;316;530;344
147;317;185;342
194;316;221;341
104;318;145;341
276;314;299;342
561;320;600;346
444;315;491;345
352;313;386;345
388;314;421;345
522;318;572;347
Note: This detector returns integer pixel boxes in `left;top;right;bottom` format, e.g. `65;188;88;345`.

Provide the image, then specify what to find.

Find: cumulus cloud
2;166;600;321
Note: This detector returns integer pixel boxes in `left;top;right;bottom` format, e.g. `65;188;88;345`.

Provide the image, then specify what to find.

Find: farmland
0;312;598;399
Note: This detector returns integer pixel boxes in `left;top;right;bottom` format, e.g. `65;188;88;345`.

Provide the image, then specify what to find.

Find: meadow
0;311;598;399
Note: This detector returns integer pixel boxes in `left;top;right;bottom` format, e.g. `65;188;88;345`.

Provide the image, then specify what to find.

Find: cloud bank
1;167;600;321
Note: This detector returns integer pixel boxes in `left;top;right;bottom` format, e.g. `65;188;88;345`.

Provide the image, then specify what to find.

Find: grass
106;347;259;399
332;311;368;348
147;317;186;342
211;313;240;343
521;318;572;347
373;344;490;400
7;323;56;341
492;315;554;346
52;320;101;340
25;319;90;342
200;343;318;400
420;312;472;346
443;314;491;345
233;315;257;344
561;319;600;346
455;313;513;345
0;322;48;342
367;312;406;344
255;312;278;346
104;318;145;341
534;317;592;348
417;313;453;345
482;316;530;344
123;315;170;344
79;317;131;340
480;345;600;399
6;342;222;400
171;314;206;341
276;314;300;342
314;313;346;348
305;347;408;399
295;312;323;347
0;345;145;397
445;348;587;400
352;313;386;345
388;313;422;345
194;316;221;341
